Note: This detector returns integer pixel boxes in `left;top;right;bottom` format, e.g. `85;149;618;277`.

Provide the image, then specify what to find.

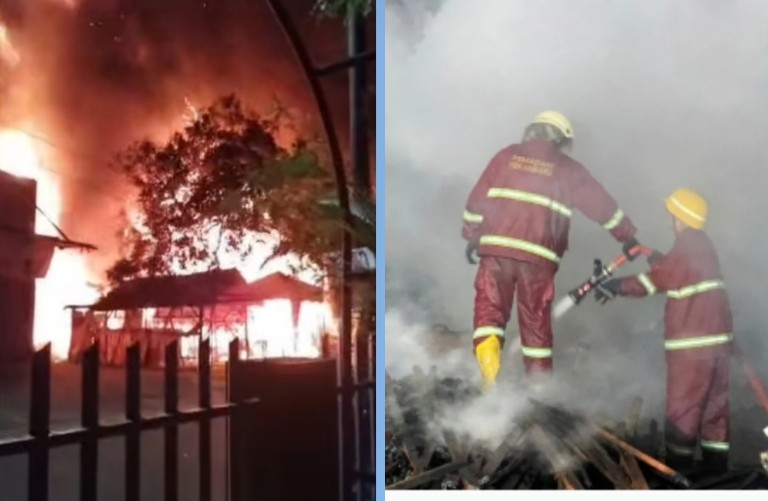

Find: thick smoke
385;0;768;455
0;0;359;282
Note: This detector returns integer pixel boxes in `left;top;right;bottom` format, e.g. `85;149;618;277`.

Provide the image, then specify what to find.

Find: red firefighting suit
463;139;637;375
616;228;732;465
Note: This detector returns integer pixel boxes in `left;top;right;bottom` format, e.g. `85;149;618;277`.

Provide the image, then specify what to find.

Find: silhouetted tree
107;94;373;285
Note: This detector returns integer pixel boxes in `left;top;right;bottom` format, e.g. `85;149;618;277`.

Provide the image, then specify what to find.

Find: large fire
0;20;334;364
0;129;334;362
0;130;100;359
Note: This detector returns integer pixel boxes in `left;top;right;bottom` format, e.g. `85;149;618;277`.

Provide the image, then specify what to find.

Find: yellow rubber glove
475;335;501;392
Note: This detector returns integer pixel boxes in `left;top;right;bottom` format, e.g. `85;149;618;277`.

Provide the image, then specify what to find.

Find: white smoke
385;0;768;460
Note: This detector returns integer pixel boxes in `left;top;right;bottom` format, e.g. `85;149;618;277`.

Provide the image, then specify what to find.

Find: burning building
0;159;96;362
68;269;331;367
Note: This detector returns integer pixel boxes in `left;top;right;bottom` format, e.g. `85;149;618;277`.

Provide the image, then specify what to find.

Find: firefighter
463;110;640;390
595;188;732;472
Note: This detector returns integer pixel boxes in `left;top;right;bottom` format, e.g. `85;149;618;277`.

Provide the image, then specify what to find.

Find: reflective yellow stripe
486;188;572;218
463;210;483;223
521;346;552;358
473;326;504;339
637;273;657;295
602;209;625;230
701;440;729;452
668;280;725;299
664;333;732;351
666;443;696;456
479;235;561;263
669;196;706;223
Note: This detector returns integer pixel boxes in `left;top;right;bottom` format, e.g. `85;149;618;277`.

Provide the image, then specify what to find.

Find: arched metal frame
264;2;375;501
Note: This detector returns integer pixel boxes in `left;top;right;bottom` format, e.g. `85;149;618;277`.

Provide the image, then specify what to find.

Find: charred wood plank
387;383;429;472
626;398;643;440
529;425;584;489
478;425;528;478
480;453;527;489
597;428;690;488
387;458;473;490
581;441;632;489
441;429;464;460
619;450;650;489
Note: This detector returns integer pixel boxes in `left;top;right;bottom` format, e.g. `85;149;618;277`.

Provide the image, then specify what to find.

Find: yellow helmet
665;188;708;230
533;110;574;140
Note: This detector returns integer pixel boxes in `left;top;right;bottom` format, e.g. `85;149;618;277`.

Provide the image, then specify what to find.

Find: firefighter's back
474;139;577;270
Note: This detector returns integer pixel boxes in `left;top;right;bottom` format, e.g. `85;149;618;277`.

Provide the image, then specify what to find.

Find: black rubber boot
665;450;695;472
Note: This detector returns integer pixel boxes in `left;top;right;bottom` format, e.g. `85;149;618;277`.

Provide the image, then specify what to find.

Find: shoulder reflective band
473;326;504;339
521;346;552;358
463;210;483;223
664;333;732;351
637;273;657;296
666;443;696;456
700;440;729;452
486;188;572;218
602;209;625;230
479;235;561;263
667;280;725;299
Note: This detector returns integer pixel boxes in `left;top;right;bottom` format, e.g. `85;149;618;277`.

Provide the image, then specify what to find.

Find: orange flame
0;130;99;360
0;23;20;67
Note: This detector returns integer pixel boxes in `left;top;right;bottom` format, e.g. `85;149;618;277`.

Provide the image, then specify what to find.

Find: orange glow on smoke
0;23;20;67
0;130;100;360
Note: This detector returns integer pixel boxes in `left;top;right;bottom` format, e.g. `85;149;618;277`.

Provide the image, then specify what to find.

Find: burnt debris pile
386;370;768;490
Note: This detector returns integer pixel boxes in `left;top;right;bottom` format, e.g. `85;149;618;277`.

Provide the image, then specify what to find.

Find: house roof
83;270;323;311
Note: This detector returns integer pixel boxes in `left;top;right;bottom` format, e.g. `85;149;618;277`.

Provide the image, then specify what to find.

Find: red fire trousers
473;256;555;375
665;346;730;461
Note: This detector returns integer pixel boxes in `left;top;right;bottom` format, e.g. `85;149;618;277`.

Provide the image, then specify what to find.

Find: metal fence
264;2;376;499
0;338;255;501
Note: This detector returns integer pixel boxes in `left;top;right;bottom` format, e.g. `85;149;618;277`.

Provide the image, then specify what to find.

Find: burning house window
106;311;126;330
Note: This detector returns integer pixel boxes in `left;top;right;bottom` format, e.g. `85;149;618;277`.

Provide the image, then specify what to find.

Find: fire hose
558;245;656;313
560;248;768;464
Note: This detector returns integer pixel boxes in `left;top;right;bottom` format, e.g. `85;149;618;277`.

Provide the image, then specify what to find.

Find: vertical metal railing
80;344;99;501
199;338;213;501
164;341;179;501
0;337;251;501
28;344;51;501
264;2;376;500
125;343;142;501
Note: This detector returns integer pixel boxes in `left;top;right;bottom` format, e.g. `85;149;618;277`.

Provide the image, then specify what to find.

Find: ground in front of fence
0;362;230;501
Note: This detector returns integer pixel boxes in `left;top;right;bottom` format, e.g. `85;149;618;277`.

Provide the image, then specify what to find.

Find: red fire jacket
462;139;637;271
618;229;733;349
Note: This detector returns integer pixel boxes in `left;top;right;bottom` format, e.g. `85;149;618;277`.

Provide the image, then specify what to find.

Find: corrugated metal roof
85;269;322;311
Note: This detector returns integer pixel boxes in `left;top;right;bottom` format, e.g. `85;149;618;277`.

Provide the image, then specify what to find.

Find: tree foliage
107;95;351;286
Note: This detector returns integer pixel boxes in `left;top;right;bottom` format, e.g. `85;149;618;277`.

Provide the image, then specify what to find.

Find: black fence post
355;326;368;490
226;338;239;501
80;342;100;501
348;5;371;193
367;323;376;472
29;343;51;501
198;338;212;501
125;342;141;501
164;340;179;501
